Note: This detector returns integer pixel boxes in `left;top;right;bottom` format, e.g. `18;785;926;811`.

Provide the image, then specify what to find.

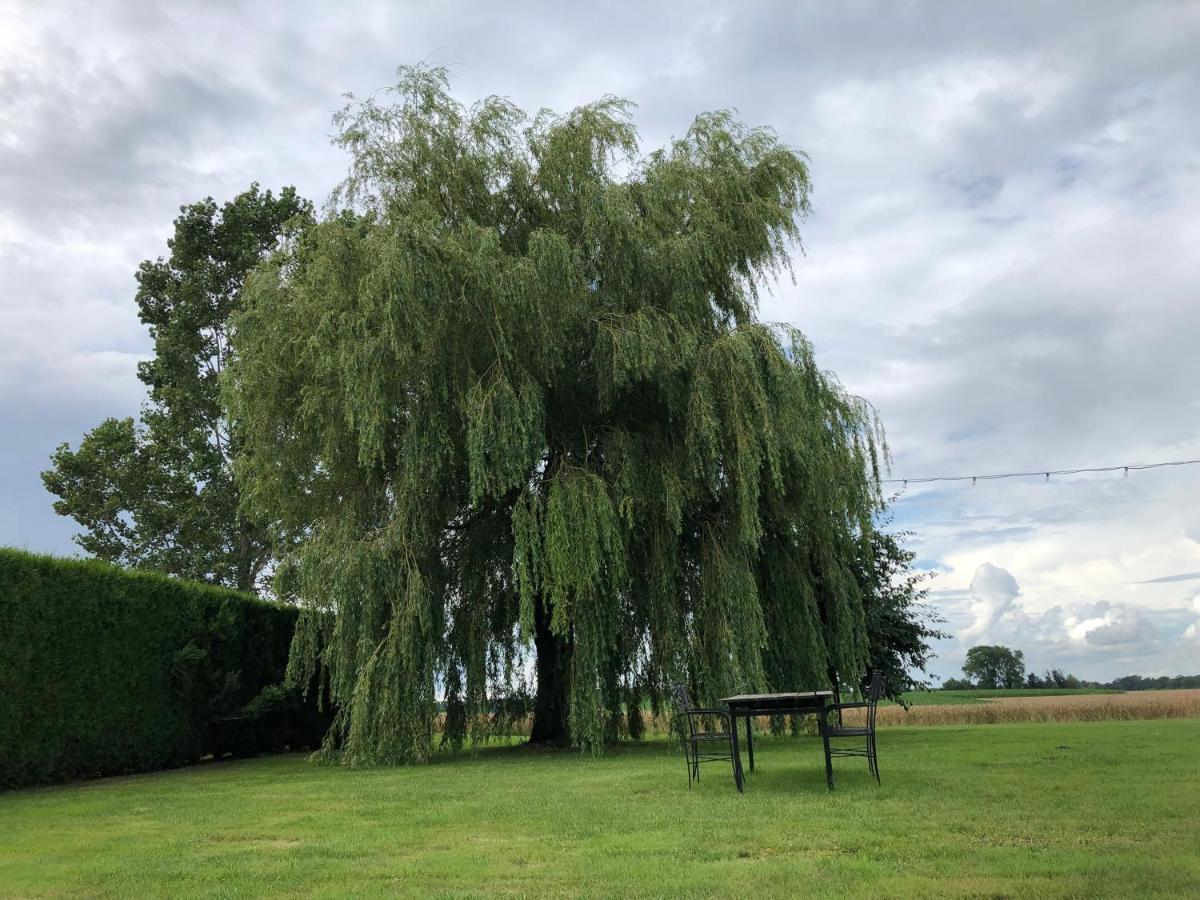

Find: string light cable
880;458;1200;487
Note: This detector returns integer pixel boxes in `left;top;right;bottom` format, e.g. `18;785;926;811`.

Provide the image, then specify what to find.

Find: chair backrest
670;683;693;711
832;669;884;728
672;681;691;710
866;670;884;701
670;683;696;739
865;670;883;731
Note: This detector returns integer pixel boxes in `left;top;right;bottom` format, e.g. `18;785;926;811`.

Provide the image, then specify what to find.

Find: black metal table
720;691;835;792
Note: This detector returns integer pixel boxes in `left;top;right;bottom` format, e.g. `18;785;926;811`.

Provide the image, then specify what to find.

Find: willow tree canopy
226;65;886;763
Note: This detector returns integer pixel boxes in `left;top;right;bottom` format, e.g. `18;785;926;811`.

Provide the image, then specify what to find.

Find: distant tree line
941;644;1199;691
1024;668;1083;689
1104;673;1200;691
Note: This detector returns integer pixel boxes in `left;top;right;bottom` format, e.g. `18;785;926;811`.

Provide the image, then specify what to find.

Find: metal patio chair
821;670;883;784
670;684;739;789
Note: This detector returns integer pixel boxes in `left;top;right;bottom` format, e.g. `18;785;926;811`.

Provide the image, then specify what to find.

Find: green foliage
941;677;975;691
227;65;887;762
0;548;328;789
1027;668;1085;689
963;645;1027;689
854;521;947;703
1106;673;1200;690
42;185;313;591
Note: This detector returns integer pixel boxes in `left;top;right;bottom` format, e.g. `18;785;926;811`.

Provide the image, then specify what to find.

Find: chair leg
870;735;880;785
729;733;743;792
746;717;755;772
820;716;834;790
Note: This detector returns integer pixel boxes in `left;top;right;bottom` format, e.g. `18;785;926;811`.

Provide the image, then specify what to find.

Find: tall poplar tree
226;66;887;761
43;185;312;591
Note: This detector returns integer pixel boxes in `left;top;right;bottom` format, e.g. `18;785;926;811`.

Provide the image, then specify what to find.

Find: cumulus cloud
959;564;1161;652
934;563;1197;679
1077;604;1158;647
960;563;1024;644
1183;593;1200;645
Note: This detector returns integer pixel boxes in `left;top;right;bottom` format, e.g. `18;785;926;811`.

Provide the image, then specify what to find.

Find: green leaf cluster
227;66;887;761
963;645;1027;690
42;185;312;591
854;519;948;704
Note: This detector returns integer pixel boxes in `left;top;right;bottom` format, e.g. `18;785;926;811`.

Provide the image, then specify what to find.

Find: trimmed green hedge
0;549;329;789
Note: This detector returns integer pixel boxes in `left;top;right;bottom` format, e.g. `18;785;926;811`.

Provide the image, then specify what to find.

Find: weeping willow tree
225;65;886;763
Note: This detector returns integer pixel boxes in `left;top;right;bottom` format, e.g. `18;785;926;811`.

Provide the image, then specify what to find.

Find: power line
880;458;1200;486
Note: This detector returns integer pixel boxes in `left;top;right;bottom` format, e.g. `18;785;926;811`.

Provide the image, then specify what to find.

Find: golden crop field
850;688;1200;727
432;689;1200;738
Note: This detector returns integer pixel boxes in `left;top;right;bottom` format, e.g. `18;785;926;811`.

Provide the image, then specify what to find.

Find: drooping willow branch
226;65;886;763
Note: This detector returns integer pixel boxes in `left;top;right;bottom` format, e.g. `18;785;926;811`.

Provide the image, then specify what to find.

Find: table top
721;690;833;703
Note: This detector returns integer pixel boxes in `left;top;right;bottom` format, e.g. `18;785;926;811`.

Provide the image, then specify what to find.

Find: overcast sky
3;1;1199;681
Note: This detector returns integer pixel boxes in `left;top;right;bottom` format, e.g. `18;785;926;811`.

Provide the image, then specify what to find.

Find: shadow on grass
9;732;880;801
418;733;875;798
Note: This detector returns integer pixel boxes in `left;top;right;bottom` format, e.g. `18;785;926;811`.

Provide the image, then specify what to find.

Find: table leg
730;714;745;792
746;716;755;772
819;707;834;791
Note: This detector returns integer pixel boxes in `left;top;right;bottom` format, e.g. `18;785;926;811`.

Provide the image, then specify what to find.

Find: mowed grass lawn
3;720;1199;899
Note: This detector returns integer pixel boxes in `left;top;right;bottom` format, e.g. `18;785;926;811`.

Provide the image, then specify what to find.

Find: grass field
3;719;1198;898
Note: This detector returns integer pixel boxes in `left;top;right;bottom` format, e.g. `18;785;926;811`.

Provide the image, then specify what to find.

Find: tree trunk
235;516;254;593
529;594;572;746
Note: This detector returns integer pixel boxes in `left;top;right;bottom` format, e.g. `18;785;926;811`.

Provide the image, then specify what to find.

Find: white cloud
961;563;1024;644
1078;605;1157;647
1182;593;1200;645
935;563;1197;680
